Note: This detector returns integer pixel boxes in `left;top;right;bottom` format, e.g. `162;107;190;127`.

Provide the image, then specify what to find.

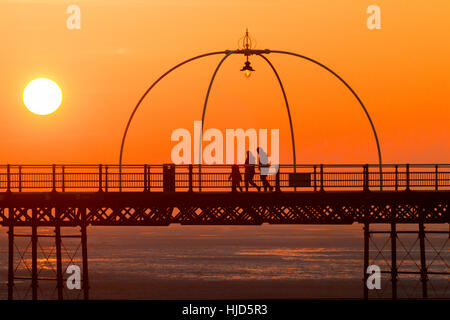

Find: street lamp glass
240;60;255;78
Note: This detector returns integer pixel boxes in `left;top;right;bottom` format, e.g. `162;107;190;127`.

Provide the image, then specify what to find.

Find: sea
0;224;448;299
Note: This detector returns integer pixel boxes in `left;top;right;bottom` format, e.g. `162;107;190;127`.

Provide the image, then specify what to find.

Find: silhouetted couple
228;148;273;192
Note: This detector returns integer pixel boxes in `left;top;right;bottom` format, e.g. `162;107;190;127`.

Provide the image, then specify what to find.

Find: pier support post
418;220;428;299
7;219;14;300
363;222;370;300
81;208;90;300
31;210;38;300
55;209;64;300
391;222;397;300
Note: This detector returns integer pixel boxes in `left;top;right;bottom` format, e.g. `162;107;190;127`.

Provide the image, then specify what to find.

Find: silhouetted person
257;147;273;192
229;164;243;192
244;151;260;192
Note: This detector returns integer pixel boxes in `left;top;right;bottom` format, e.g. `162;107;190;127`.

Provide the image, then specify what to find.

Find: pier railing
0;164;448;192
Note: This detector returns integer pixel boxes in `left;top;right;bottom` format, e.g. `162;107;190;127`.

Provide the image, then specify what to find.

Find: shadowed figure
257;147;273;192
245;151;260;192
228;164;243;192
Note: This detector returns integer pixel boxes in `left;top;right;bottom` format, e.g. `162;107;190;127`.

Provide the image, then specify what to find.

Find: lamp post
240;29;256;78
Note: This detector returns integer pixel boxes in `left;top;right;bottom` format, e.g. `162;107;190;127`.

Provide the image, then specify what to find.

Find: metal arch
256;54;296;172
269;50;383;187
118;50;228;187
119;48;382;188
199;50;237;163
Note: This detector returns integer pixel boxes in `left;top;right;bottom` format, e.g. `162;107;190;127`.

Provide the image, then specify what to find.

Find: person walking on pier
257;147;273;192
244;151;260;192
229;164;243;192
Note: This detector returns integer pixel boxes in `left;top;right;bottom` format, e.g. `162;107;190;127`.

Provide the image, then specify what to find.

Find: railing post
405;163;410;191
363;164;369;192
319;164;324;191
173;165;176;192
379;164;383;191
144;164;148;192
313;165;317;192
147;166;151;192
18;166;22;192
105;166;108;192
188;164;193;192
98;164;103;192
61;166;65;192
435;164;438;191
198;165;202;192
6;164;11;192
275;167;281;192
394;165;398;191
52;164;56;192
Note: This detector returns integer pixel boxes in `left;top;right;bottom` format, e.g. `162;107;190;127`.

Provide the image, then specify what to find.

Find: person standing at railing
257;147;273;192
229;164;243;192
244;151;260;192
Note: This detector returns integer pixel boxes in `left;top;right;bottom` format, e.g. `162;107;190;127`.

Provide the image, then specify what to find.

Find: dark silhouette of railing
0;164;448;192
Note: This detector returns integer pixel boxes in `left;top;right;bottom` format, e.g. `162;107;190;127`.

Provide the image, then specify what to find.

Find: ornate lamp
240;58;255;78
239;28;256;78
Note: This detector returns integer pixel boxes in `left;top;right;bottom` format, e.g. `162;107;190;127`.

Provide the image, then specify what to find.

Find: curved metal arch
256;54;296;171
199;50;237;163
269;50;383;184
118;50;228;187
119;48;383;188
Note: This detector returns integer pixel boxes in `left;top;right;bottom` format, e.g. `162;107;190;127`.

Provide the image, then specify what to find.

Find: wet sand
0;225;447;299
88;277;362;300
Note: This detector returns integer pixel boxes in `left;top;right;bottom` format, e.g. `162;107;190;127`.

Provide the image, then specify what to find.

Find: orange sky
0;0;449;165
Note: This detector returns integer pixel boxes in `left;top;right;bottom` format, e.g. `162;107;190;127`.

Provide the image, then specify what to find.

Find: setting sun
23;78;62;115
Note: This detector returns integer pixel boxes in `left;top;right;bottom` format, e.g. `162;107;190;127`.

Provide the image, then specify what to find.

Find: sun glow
23;78;63;115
